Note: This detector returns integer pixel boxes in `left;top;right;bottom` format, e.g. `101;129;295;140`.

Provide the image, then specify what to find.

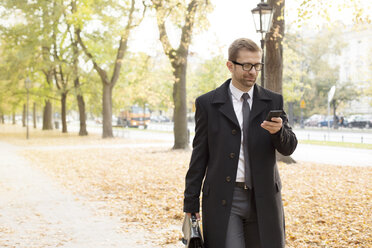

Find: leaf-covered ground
2;125;371;247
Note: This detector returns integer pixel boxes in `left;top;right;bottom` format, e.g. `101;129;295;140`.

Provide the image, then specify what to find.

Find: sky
128;0;262;59
128;0;372;59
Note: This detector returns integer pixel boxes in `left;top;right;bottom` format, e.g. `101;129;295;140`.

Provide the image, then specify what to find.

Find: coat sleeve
270;95;298;156
183;97;209;213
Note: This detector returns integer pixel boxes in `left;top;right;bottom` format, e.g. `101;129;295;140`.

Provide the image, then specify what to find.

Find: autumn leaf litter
3;126;370;247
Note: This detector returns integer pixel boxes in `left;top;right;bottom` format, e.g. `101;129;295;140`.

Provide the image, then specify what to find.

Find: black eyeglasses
231;61;263;71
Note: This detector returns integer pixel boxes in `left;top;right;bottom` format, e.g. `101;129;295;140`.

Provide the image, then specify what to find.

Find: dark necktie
242;93;252;189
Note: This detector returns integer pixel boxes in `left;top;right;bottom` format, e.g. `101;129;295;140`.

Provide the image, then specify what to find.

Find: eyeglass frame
231;61;264;71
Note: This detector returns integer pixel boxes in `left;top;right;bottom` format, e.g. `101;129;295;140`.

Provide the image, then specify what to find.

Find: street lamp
251;0;274;88
25;77;31;139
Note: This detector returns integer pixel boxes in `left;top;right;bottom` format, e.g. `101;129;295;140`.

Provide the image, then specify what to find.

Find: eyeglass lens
243;63;262;71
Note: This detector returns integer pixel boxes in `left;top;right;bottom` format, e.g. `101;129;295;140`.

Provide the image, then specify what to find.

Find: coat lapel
211;79;240;128
250;84;271;121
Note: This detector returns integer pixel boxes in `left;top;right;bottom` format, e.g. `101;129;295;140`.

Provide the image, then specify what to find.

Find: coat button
226;176;231;182
222;200;226;206
231;129;237;135
229;153;235;159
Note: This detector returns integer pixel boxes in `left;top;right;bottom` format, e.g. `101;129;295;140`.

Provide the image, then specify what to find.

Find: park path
0;141;150;248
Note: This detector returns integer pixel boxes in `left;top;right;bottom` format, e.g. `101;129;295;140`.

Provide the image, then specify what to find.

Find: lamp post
25;77;31;139
251;0;274;88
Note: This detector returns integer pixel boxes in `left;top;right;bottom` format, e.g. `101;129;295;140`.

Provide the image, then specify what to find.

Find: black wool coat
183;79;297;248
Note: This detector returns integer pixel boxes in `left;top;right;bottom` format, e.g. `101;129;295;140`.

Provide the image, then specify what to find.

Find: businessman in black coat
183;38;297;248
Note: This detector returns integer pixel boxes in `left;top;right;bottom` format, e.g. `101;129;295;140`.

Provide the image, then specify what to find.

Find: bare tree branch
110;0;137;85
178;0;198;57
153;0;176;59
130;0;148;29
76;28;109;84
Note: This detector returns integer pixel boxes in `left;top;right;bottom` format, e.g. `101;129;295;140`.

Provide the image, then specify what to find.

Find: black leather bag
181;214;204;248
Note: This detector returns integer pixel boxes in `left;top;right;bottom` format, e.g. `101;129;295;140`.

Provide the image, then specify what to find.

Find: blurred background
0;0;370;144
0;1;371;247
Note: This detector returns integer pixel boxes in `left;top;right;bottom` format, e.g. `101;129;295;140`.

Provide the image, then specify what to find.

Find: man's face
227;49;262;91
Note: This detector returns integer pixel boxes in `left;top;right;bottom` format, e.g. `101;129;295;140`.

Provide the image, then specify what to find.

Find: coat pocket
202;184;210;197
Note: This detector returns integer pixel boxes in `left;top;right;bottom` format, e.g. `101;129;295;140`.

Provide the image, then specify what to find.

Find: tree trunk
77;94;88;136
173;63;189;149
42;100;53;130
266;0;294;164
42;70;54;130
102;83;113;138
33;102;37;128
75;0;140;139
22;104;26;127
72;26;88;136
72;37;88;136
12;112;15;124
61;92;67;133
265;0;285;94
153;0;200;149
265;44;283;93
0;113;4;124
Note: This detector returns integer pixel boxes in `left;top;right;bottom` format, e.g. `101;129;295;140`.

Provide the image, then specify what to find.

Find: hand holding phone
265;110;283;121
262;110;283;134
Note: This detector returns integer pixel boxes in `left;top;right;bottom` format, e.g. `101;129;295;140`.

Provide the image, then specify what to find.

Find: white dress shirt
229;82;254;183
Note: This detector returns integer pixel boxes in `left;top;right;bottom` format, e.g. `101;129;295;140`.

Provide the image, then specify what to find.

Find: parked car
347;115;372;128
150;115;170;123
158;115;170;122
304;114;324;127
150;115;161;123
317;116;334;127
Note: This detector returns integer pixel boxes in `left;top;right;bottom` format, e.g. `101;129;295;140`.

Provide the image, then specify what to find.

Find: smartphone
265;110;283;121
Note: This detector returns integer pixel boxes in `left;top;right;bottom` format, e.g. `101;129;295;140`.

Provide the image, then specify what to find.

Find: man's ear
226;61;233;73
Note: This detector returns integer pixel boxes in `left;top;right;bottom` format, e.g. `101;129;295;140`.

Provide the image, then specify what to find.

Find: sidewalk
0;141;149;248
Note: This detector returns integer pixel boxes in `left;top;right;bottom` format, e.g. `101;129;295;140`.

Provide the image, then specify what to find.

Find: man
183;38;297;248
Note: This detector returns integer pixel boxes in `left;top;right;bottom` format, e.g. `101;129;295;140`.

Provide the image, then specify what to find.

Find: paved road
70;121;372;143
108;128;372;167
146;123;372;144
0;141;149;248
70;124;372;167
291;144;372;167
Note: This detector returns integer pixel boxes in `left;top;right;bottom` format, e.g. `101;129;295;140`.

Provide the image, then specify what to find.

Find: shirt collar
229;81;254;102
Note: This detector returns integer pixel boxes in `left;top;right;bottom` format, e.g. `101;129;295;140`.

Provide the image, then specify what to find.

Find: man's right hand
186;212;200;220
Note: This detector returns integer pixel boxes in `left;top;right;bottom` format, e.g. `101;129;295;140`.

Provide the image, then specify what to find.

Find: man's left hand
261;117;283;134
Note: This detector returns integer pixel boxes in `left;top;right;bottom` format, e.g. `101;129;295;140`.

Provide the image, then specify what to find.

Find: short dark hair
228;38;261;61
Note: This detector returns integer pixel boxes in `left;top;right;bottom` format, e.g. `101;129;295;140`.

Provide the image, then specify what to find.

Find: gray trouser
225;187;261;248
